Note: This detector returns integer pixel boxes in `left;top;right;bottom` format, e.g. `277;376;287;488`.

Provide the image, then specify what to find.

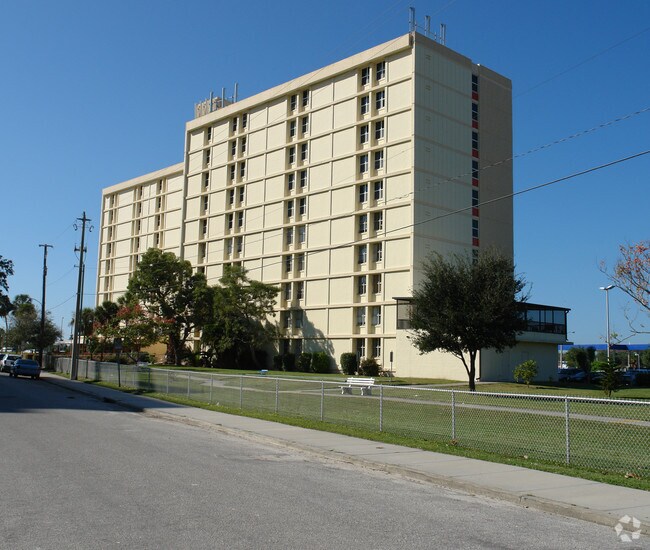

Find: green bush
282;353;296;372
359;357;380;377
340;353;357;375
296;353;312;372
513;359;537;386
311;352;331;374
598;359;621;397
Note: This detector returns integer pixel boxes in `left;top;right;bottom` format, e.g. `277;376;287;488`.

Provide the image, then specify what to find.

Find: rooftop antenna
425;15;431;37
409;6;416;32
440;23;447;46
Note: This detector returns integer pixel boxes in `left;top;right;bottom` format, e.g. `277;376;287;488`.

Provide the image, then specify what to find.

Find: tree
565;347;590;370
126;248;210;365
6;294;60;351
594;359;621;398
409;249;527;391
0;255;14;300
602;240;649;333
201;265;278;369
513;359;537;386
0;294;14;349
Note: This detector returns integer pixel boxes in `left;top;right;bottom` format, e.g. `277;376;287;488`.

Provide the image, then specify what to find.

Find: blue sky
1;0;648;344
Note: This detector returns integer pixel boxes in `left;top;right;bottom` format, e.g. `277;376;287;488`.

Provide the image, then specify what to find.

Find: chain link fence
53;357;650;477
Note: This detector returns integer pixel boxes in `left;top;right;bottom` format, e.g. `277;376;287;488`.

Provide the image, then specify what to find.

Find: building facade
98;32;565;380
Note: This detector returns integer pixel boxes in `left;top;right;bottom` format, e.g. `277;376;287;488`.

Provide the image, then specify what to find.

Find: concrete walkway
41;372;650;537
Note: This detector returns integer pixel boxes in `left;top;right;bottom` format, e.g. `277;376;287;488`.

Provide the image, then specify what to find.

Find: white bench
340;377;375;396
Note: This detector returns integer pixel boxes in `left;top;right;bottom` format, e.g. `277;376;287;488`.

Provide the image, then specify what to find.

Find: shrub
359;357;380;377
311;352;331;374
513;359;537;386
282;352;296;372
340;353;357;375
598;359;621;397
635;372;650;387
272;355;283;370
296;353;312;372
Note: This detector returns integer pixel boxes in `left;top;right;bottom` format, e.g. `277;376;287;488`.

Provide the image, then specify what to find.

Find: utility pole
71;212;91;380
38;244;53;369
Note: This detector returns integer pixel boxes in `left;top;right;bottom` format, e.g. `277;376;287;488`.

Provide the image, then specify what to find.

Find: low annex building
97;31;569;380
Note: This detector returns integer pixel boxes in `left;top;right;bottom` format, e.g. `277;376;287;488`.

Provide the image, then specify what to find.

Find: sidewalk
42;372;650;536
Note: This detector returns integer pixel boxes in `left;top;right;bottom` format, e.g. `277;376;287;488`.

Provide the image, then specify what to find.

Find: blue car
10;359;41;379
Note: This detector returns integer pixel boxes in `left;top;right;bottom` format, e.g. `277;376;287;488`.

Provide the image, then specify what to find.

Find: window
285;255;293;273
373;212;383;232
226;238;233;255
227;213;234;230
472;102;478;122
301;116;309;134
358;244;368;264
359;154;369;174
372;306;381;326
238;211;244;228
360;125;369;144
232;117;238;132
229;189;235;206
358;214;368;234
287;173;295;191
356;307;366;326
205;149;211;166
289;120;297;138
358;275;367;295
299;197;307;216
242;113;248;129
356;339;366;358
206;127;212;142
472;74;479;93
240;137;247;154
374;242;383;262
302;90;309;107
286;227;294;245
230;164;236;181
294;310;304;329
374;180;384;200
239;186;245;204
372;274;382;294
283;311;291;329
296;281;304;300
472;219;479;238
359;183;368;203
300;143;308;161
360;95;370;115
202;195;209;213
376;61;386;81
203;172;210;190
374;120;385;141
298;225;307;243
236;236;243;253
158;180;164;194
297;253;305;271
375;90;386;110
289;146;296;164
472;131;479;150
290;94;298;111
472;189;479;207
300;170;308;188
231;140;237;157
374;150;384;170
361;66;370;86
137;202;142;215
287;200;294;218
472;160;480;180
202;219;208;237
284;283;292;301
372;338;381;358
239;161;246;178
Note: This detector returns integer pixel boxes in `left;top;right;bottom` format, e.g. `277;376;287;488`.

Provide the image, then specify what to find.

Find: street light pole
599;285;614;361
38;244;53;369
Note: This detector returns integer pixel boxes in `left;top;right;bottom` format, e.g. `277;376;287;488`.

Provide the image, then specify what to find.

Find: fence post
210;374;213;404
565;396;570;464
187;372;191;398
321;381;324;421
166;369;170;394
240;376;243;409
451;390;456;440
379;384;383;432
275;378;279;414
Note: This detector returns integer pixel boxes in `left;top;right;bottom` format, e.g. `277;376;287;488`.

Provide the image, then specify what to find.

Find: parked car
9;359;41;379
0;354;21;373
557;368;580;382
567;370;587;382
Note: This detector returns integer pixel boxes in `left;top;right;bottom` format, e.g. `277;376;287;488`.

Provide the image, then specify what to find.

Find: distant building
97;31;568;380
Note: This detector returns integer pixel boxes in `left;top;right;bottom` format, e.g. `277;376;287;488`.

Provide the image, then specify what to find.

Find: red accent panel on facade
472;237;480;247
472;120;479;129
472;92;479;101
472;149;479;158
472;178;479;187
472;207;479;217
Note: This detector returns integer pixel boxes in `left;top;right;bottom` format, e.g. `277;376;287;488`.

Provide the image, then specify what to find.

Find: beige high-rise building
98;32;568;380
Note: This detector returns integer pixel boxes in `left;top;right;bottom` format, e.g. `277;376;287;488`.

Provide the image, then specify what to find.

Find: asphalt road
0;375;640;550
